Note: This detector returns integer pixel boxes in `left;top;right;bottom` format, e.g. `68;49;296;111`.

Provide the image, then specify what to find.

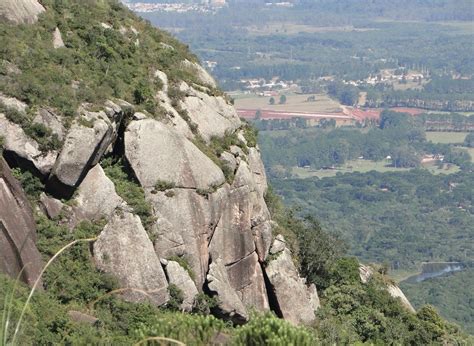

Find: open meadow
426;131;469;144
290;159;460;179
234;93;342;113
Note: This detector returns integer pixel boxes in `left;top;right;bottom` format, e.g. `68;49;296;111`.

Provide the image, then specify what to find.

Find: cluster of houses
240;77;298;94
343;69;426;87
124;1;226;13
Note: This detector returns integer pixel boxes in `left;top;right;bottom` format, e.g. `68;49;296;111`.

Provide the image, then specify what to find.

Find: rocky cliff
0;0;319;326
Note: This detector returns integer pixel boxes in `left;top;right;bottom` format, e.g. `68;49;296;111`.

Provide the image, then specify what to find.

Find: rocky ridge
0;12;319;324
0;0;415;329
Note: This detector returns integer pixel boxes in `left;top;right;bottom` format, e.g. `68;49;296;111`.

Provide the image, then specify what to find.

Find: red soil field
238;107;427;122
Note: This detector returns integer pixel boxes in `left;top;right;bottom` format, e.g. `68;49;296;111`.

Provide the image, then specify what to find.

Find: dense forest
401;267;474;334
258;111;473;173
270;170;473;270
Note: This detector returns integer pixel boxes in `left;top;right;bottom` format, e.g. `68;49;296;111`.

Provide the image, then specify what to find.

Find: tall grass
1;238;97;346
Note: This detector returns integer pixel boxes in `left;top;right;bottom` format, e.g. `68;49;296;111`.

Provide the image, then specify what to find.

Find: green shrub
11;168;45;201
242;123;258;148
192;293;218;315
102;158;155;231
36;217;117;304
166;284;185;312
154;179;176;191
233;312;316;346
134;312;226;346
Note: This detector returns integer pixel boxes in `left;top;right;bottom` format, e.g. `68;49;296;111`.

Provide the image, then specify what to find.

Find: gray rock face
164;260;199;312
0;158;42;287
39;193;64;219
265;248;318;326
0;114;57;176
150;188;215;288
0;93;28;113
47;107;123;197
0;0;45;24
179;84;241;142
359;264;415;313
93;211;169;306
248;148;268;197
181;60;217;88
387;284;416;313
226;252;269;312
72;164;124;223
207;162;271;313
270;234;286;255
207;258;248;323
125;119;225;190
220;151;238;173
33;108;66;141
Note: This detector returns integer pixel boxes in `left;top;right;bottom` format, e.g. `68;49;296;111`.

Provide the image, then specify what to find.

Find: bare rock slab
265;249;318;326
164;260;199;312
0;0;45;25
125;119;225;190
207;258;248;324
0;158;42;287
47;108;122;198
0;114;57;176
72;164;124;223
93;211;169;306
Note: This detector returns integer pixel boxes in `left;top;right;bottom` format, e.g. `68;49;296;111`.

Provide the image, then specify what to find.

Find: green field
233;93;342;113
291;159;460;179
426;131;469;144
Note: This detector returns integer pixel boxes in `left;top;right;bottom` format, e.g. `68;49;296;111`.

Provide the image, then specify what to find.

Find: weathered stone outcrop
359;264;415;312
0;113;57;176
387;284;416;313
33;108;66;141
0;158;42;287
181;60;217;89
71;164;124;224
179;83;241;141
93;211;169;306
0;0;45;25
248;147;268;197
52;27;65;49
125;119;225;190
47;105;124;197
150;188;216;288
163;260;199;312
207;258;248;323
39;193;64;220
265;239;319;326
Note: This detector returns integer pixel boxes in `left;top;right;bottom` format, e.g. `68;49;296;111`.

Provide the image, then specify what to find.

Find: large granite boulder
154;70;193;138
125;119;225;190
47;106;123;198
93;211;169;306
0;0;45;25
247;147;268;197
207;258;248;323
0;158;42;287
71;164;124;224
163;260;199;312
179;83;241;142
33;108;66;141
150;188;216;288
181;60;217;89
265;245;318;326
0;113;57;176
